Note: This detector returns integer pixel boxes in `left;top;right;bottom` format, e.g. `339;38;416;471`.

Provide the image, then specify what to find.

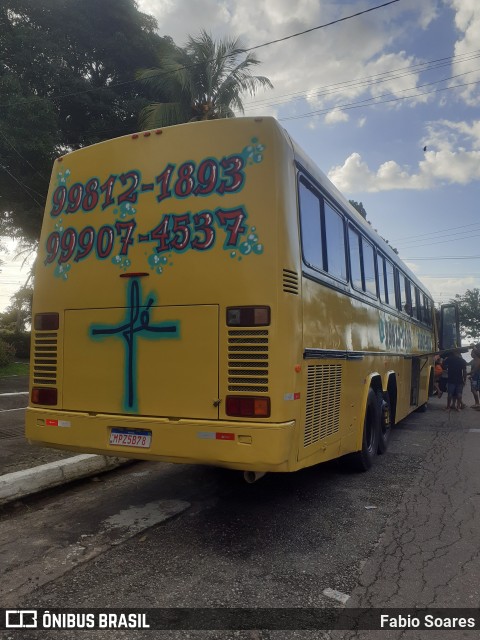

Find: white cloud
137;0;442;118
328;118;480;192
420;276;478;304
328;152;430;192
448;0;480;105
324;108;349;125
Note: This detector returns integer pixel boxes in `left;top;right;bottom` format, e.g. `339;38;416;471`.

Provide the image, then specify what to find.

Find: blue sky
2;0;480;310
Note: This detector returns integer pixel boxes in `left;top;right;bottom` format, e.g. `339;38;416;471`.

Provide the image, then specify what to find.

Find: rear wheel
377;390;392;454
348;387;380;472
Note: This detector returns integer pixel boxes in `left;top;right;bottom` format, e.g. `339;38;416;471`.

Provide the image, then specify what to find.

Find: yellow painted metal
25;409;296;472
62;305;219;418
27;116;436;474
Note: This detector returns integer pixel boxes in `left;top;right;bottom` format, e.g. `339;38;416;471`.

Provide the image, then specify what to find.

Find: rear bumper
25;408;296;472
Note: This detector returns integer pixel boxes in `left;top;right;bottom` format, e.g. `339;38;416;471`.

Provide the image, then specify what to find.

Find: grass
0;361;30;377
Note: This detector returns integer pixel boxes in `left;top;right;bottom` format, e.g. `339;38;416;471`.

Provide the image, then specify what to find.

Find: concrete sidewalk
0;374;130;506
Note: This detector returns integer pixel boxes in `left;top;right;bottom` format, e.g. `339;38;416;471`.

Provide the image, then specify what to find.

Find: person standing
434;356;444;398
469;346;480;409
443;350;467;411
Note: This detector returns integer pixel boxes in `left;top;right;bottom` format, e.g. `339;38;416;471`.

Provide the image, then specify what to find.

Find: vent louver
33;331;58;386
304;364;342;447
228;330;269;392
283;269;299;294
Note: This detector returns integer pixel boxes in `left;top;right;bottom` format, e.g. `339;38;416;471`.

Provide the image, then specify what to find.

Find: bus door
410;357;420;406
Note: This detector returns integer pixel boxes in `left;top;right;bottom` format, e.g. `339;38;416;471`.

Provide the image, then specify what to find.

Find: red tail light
31;387;57;405
226;306;270;327
34;313;59;330
226;395;270;418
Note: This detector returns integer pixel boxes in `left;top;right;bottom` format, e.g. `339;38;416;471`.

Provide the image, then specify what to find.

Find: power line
244;49;480;112
0;1;401;110
0;165;44;208
0;129;48;180
396;231;480;250
243;0;401;53
392;221;480;243
279;74;480;122
402;255;480;260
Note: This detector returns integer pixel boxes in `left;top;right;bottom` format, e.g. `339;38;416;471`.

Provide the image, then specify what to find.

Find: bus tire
348;387;380;472
416;402;428;413
377;390;392;455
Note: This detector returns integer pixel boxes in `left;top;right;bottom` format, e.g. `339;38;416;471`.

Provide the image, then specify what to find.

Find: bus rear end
26;117;303;473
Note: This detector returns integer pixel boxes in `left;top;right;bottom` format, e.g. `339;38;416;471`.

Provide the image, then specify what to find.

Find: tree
452;288;480;343
349;200;367;219
136;30;273;128
349;199;398;254
0;283;33;332
0;0;163;245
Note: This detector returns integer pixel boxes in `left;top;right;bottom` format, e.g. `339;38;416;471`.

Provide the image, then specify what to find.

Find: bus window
385;260;396;308
424;295;432;327
399;274;412;315
324;201;347;280
412;287;420;320
362;239;376;297
299;180;323;270
377;255;386;303
348;227;362;290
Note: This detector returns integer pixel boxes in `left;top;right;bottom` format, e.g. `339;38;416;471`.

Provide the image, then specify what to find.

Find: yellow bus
26;116;443;478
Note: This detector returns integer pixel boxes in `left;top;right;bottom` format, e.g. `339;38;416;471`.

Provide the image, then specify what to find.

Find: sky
1;0;480;311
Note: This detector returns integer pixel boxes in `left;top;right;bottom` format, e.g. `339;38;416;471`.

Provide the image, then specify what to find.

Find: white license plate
109;428;151;448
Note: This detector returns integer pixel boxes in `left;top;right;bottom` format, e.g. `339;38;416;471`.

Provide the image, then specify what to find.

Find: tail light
226;395;270;418
31;387;57;405
34;313;59;330
226;306;270;326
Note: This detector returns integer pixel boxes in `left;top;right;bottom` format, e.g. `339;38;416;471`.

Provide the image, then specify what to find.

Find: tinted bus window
324;202;347;280
399;274;412;315
377;255;386;303
348;228;362;290
424;295;432;327
413;287;420;320
385;260;396;308
363;239;376;297
299;181;323;270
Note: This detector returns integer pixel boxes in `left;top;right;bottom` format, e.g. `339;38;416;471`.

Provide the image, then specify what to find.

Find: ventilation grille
304;364;342;447
283;269;299;294
33;331;58;386
228;330;269;392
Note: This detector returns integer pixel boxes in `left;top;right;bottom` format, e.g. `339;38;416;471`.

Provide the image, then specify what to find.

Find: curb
0;454;130;506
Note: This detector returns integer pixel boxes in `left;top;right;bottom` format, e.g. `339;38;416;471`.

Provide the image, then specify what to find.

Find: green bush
0;331;31;359
0;338;16;367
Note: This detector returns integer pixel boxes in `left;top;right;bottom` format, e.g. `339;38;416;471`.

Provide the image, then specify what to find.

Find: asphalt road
1;396;480;640
0;375;72;475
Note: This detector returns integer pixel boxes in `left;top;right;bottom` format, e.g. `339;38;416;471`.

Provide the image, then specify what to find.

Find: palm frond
136;30;273;126
139;102;188;129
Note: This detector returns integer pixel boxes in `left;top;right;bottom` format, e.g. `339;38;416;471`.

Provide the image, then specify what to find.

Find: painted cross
90;278;179;412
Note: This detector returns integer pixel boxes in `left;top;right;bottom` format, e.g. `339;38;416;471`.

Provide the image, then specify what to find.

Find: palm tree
136;31;273;128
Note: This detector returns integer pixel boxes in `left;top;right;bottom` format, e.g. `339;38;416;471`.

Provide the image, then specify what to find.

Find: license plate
109;428;151;448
